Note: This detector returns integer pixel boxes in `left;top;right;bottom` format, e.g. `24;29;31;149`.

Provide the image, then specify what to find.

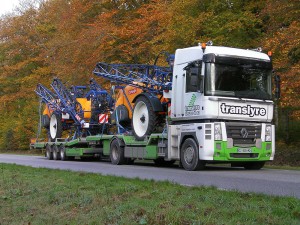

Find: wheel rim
133;101;149;137
184;146;194;165
50;114;58;140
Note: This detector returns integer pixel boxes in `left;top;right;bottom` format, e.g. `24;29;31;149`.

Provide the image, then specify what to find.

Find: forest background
0;0;299;162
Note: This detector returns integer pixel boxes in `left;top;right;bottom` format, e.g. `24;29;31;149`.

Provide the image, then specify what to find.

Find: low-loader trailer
32;42;280;171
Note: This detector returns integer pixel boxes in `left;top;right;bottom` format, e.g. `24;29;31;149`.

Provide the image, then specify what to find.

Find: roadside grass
0;149;42;156
271;141;300;167
265;164;300;170
0;164;299;225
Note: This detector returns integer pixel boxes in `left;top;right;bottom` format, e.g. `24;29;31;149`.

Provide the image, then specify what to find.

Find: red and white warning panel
99;114;108;124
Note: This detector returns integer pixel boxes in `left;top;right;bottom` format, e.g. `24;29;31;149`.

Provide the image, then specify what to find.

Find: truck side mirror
274;74;280;99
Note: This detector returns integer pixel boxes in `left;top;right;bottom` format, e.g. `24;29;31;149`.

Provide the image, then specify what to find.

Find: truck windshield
205;62;272;100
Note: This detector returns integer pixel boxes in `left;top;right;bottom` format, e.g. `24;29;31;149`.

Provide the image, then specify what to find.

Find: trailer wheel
180;138;205;171
244;162;265;170
132;96;160;141
59;145;67;161
46;144;53;160
110;139;125;165
49;113;63;142
52;145;60;160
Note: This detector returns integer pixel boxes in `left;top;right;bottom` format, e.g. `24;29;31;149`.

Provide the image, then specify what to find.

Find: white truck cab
167;44;275;170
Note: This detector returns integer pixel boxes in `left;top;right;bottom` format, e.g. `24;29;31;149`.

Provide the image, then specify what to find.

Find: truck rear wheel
110;139;125;165
132;96;160;141
49;113;63;142
180;138;205;171
244;162;265;170
46;144;53;160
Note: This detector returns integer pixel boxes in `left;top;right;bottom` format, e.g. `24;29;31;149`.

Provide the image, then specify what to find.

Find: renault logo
241;128;248;138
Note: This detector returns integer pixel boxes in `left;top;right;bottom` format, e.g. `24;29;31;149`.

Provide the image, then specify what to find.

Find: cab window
185;61;202;92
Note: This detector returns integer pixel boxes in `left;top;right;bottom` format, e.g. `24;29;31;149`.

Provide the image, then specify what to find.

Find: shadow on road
42;155;249;171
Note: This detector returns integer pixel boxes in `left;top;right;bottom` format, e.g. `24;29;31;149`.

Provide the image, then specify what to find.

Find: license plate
237;148;252;153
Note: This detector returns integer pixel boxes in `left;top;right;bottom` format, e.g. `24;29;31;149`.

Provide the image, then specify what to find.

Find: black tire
244;162;265;170
110;139;125;165
49;113;63;142
59;145;67;161
112;104;130;126
132;96;161;141
154;158;176;167
42;115;50;128
180;138;205;171
52;145;60;160
46;144;53;160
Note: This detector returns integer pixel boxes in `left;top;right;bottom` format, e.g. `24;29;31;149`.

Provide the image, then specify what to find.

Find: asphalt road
0;154;299;199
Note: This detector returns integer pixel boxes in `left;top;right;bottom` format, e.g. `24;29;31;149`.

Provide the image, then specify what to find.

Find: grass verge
0;164;299;225
265;164;300;170
270;142;300;167
0;149;42;156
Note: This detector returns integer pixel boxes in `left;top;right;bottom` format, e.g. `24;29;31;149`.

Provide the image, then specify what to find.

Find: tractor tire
42;115;50;128
110;139;125;165
132;96;161;141
49;113;63;142
180;138;205;171
111;104;130;126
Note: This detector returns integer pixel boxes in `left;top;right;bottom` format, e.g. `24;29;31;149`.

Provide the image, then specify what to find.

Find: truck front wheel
180;138;205;171
110;139;125;165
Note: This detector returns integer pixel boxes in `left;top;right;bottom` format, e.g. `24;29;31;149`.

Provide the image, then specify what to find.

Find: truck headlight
265;125;272;142
214;123;222;141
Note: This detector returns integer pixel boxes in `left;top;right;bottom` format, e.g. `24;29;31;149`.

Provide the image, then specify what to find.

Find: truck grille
230;153;259;158
226;123;261;147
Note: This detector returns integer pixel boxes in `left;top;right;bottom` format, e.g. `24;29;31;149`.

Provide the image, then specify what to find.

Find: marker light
268;51;272;57
201;43;206;49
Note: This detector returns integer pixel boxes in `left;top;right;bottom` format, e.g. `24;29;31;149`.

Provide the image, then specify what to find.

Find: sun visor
203;54;273;69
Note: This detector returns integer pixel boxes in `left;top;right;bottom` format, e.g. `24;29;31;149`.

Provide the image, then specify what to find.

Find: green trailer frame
31;133;168;161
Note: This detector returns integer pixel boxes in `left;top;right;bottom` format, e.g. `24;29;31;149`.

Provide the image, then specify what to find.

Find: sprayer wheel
132;96;160;141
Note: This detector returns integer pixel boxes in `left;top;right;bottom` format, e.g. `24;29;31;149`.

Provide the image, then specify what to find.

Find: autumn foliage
0;0;299;150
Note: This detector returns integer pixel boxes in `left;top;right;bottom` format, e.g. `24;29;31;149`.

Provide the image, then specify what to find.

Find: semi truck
31;42;280;171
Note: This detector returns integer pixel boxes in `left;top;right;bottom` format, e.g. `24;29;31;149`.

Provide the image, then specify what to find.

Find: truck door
184;61;203;118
